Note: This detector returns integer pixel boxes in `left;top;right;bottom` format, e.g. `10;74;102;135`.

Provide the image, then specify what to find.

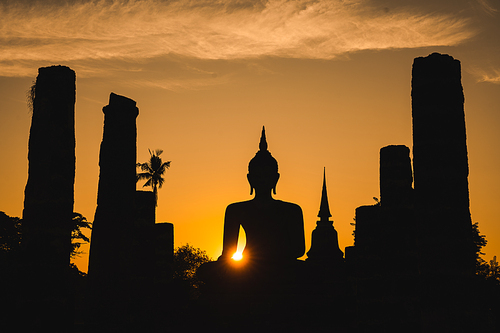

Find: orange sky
1;0;499;272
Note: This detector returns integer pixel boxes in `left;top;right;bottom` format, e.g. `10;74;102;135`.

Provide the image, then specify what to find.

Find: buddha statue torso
222;199;305;262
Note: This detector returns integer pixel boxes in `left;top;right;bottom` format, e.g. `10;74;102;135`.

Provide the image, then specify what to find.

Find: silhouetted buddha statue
198;127;306;295
219;127;306;265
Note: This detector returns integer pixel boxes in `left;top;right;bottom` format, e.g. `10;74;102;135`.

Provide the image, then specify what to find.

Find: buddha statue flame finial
259;126;268;151
248;126;277;174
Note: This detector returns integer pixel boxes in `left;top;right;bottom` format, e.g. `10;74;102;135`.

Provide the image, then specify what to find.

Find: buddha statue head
248;127;280;196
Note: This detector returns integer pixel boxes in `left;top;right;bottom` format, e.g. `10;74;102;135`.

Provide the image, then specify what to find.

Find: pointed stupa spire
318;167;332;220
306;168;344;262
259;126;268;151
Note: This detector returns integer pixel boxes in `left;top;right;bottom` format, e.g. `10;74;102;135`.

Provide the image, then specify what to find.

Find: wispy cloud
476;0;498;16
0;0;476;77
473;67;500;84
129;76;231;91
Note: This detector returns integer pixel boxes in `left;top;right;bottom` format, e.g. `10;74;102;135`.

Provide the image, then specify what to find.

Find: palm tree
136;149;171;206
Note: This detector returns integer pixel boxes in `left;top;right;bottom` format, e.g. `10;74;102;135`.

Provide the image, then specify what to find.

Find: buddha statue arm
219;204;240;261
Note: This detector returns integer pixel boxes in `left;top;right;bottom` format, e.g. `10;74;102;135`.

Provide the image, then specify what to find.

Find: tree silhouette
136;149;171;206
0;211;22;254
70;212;92;259
0;211;90;275
472;222;500;283
472;222;487;264
173;244;211;281
0;211;91;259
172;244;212;299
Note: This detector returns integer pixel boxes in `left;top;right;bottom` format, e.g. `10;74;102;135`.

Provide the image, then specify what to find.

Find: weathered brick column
88;93;139;282
23;65;76;270
379;145;417;276
411;53;474;277
21;65;76;332
86;93;139;332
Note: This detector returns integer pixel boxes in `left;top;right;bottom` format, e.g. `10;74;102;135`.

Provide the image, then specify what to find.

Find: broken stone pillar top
34;65;76;107
412;52;461;77
103;92;139;118
38;64;75;76
412;53;464;105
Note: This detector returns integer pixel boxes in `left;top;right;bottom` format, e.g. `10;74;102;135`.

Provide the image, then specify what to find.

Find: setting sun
232;252;243;261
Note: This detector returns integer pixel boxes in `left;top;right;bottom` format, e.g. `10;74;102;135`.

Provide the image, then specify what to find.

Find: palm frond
139;163;153;173
158;161;171;174
136;172;152;182
157;177;165;189
143;178;153;188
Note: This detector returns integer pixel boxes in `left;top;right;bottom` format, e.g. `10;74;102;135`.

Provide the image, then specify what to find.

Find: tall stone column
23;65;76;270
88;93;138;283
21;65;76;332
132;190;156;281
379;145;417;276
411;53;474;277
87;93;139;332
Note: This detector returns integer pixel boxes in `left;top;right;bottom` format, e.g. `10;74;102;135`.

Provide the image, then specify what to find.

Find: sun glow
231;226;246;261
232;252;243;261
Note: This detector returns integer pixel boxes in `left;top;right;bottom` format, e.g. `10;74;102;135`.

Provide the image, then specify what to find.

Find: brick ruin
348;53;474;278
86;93;174;331
342;53;477;331
412;53;475;276
87;93;139;287
23;65;76;272
20;65;76;332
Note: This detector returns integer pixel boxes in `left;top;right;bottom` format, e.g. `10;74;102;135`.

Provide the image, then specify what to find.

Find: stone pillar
132;190;156;281
135;190;156;228
379;145;417;275
380;145;413;208
411;53;474;276
23;65;76;270
352;205;381;277
88;93;138;281
87;94;138;332
21;65;76;332
154;222;174;280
